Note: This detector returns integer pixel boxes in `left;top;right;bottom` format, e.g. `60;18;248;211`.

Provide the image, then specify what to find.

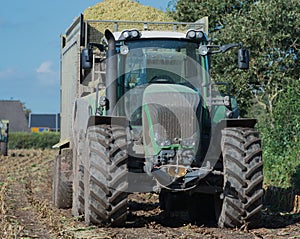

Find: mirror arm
207;43;243;55
206;45;222;54
220;43;241;53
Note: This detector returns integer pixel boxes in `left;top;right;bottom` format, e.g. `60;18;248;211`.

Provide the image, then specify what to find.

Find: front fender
88;116;128;127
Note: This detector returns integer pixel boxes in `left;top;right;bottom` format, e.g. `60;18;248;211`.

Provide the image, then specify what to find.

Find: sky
0;0;170;114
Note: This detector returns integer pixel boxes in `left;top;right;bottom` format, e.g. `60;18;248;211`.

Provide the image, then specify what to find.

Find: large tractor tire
0;142;8;156
72;157;85;216
72;137;86;217
52;149;73;209
218;127;263;228
84;125;128;226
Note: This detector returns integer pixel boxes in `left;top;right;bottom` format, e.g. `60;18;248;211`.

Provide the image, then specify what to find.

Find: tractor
0;120;9;156
53;15;263;228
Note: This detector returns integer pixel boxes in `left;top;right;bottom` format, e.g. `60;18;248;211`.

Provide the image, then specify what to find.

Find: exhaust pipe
105;29;117;116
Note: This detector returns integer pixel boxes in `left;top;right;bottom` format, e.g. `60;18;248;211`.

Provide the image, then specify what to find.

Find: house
0;100;30;132
29;113;60;132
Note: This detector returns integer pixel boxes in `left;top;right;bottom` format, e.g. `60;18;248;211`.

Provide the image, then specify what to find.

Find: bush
259;81;300;189
8;132;60;149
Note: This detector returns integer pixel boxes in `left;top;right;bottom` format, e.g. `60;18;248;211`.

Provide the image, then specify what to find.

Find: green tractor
0;120;9;156
53;16;263;228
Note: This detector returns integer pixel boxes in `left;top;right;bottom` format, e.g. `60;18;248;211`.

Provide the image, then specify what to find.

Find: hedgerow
8;132;60;149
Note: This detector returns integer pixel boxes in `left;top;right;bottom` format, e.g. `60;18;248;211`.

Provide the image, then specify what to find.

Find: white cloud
36;61;54;74
36;61;59;86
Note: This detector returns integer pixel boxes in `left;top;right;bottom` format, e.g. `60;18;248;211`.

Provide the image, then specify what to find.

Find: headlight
120;45;129;55
154;132;171;147
198;45;209;56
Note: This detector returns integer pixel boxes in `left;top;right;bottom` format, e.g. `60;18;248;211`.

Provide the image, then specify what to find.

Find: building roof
0;100;30;132
29;113;60;131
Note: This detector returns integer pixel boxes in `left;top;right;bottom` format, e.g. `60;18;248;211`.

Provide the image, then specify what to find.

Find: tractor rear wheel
84;125;128;226
218;127;263;228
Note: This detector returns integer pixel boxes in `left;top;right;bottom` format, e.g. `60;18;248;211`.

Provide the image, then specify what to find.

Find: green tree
171;0;300;188
169;0;256;32
261;80;300;187
217;0;300;118
22;102;32;122
170;0;299;117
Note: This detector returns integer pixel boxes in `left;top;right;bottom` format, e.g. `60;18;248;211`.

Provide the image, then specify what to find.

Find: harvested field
0;149;300;238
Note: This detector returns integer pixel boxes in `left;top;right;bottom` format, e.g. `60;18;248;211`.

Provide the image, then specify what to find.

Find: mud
0;149;299;238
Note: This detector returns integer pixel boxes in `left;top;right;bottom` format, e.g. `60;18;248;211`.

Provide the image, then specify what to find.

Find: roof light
120;29;140;40
131;30;139;38
186;30;207;42
122;31;130;39
196;31;204;39
187;30;196;38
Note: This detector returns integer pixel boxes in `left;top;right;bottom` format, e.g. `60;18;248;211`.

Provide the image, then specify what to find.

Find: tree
169;0;256;32
217;0;300;118
22;102;31;122
171;0;300;188
170;0;300;118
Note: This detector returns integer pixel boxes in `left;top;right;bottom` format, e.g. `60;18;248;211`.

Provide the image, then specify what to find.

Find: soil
0;149;299;239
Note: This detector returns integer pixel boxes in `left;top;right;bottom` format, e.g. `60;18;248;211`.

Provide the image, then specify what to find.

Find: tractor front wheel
218;127;263;228
84;125;128;226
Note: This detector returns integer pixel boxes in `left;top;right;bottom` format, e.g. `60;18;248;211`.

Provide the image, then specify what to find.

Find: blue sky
0;0;170;113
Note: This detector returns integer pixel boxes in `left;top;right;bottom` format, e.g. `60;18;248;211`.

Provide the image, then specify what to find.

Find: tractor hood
142;84;201;156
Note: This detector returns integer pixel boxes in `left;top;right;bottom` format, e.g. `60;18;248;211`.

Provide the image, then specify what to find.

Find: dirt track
0;149;299;239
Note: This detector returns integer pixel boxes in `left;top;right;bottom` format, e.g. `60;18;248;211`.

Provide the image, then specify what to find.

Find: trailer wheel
72;135;86;217
72;157;85;216
0;142;8;156
84;125;128;226
218;127;263;228
52;153;73;209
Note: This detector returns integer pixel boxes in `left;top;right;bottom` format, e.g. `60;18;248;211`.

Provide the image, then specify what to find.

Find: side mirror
81;48;93;69
238;49;250;69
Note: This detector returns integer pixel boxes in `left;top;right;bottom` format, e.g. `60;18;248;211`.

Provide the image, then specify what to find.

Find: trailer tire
72;157;85;216
84;125;128;226
218;127;263;228
0;142;8;156
73;134;86;217
52;154;73;209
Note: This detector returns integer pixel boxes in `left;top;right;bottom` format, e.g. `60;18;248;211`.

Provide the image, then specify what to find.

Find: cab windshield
117;39;203;98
